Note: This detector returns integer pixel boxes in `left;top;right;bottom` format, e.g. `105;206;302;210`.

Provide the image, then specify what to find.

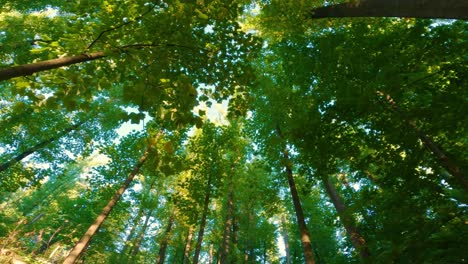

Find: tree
307;0;468;20
63;131;161;264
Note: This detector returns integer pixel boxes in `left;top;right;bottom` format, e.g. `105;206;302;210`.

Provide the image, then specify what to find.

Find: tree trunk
209;243;214;264
322;176;371;259
121;205;145;256
218;171;234;264
276;126;316;264
192;174;212;264
231;215;238;264
0;121;85;173
0;52;105;82
281;215;291;264
63;133;160;264
307;0;468;20
377;91;468;191
156;214;175;264
130;209;154;257
182;226;194;264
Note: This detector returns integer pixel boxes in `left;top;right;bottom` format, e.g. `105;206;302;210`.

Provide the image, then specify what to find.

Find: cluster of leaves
0;0;466;263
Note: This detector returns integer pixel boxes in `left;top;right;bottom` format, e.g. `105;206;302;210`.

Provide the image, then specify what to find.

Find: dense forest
0;0;466;263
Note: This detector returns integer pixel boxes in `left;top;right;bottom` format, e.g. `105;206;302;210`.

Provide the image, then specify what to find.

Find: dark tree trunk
0;121;85;173
156;214;175;264
218;171;234;264
377;91;468;191
308;0;468;20
0;52;105;82
193;174;212;264
63;133;160;264
276;126;316;264
322;176;371;259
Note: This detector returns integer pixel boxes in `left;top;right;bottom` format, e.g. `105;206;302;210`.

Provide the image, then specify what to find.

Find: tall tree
277;126;315;264
63;132;161;264
307;0;468;20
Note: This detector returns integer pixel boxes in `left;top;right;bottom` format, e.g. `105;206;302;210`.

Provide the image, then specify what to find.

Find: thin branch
86;6;155;50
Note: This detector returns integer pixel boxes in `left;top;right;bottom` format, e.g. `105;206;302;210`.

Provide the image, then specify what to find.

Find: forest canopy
0;0;466;263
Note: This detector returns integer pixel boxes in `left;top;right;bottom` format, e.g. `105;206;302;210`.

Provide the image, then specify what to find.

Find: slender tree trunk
183;226;194;264
377;91;467;191
0;121;84;173
322;176;371;258
193;174;212;264
32;224;63;255
121;205;145;256
0;52;105;82
63;133;160;264
281;215;291;264
276;126;316;264
307;0;468;20
231;215;238;264
130;209;154;257
244;211;254;264
218;171;234;264
156;214;175;264
209;243;214;264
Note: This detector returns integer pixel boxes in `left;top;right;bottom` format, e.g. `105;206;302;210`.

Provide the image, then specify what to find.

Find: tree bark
322;176;371;259
281;215;292;264
276;126;316;264
307;0;468;20
377;91;467;191
218;170;234;264
63;133;160;264
0;52;105;82
121;205;145;256
183;226;194;264
130;209;154;257
156;214;175;264
209;243;214;264
192;173;212;264
0;121;84;173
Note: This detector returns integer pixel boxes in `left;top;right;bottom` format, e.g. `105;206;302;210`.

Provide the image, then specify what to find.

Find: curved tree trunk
322;176;371;259
377;91;467;191
192;173;213;264
308;0;468;20
0;52;105;82
63;133;160;264
0;121;85;173
276;126;316;264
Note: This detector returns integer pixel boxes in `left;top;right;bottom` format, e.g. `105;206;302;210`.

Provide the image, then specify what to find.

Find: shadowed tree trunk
307;0;468;20
377;91;467;191
156;214;175;264
276;126;315;264
218;169;234;264
0;120;85;173
193;173;213;264
63;132;161;264
0;52;105;82
322;175;371;259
